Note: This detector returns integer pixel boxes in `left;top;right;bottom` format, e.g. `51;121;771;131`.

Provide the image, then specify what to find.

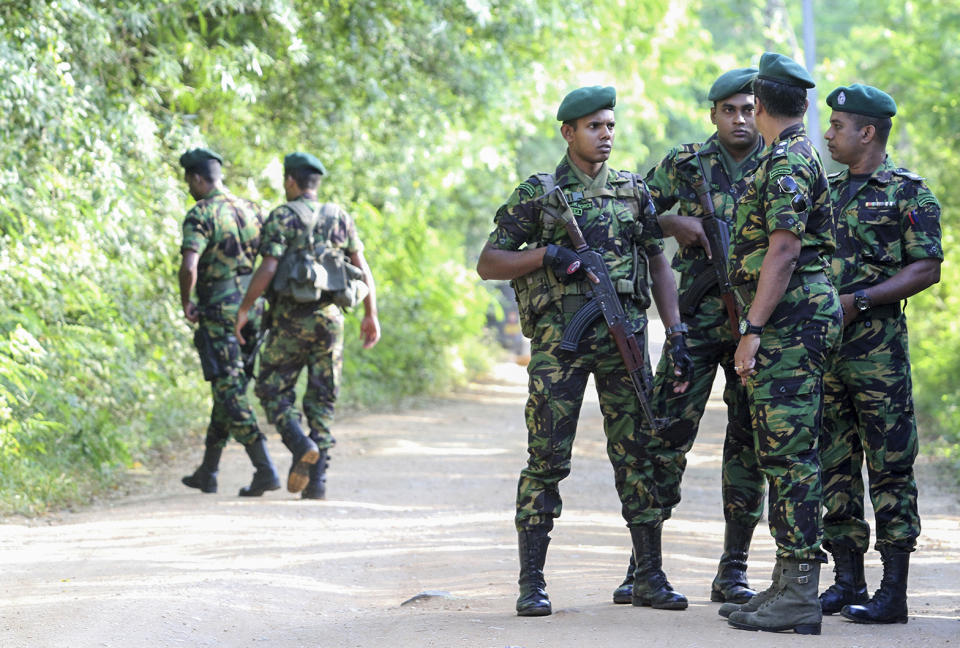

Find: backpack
271;201;369;308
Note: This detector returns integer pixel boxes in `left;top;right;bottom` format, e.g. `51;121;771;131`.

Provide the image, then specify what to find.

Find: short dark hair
287;167;322;191
185;158;222;183
562;119;578;131
754;78;807;118
850;113;893;148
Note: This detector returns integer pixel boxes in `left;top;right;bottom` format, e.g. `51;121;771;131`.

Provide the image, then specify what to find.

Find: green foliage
2;0;959;514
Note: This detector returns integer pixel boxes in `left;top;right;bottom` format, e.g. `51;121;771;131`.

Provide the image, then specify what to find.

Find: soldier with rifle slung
610;68;768;607
476;86;693;617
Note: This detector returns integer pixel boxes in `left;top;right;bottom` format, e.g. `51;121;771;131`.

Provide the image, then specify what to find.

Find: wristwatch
738;318;764;336
854;289;872;312
664;322;689;337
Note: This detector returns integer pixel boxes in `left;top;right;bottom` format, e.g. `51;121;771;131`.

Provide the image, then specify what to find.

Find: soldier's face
824;110;864;165
711;93;758;152
563;109;615;164
184;172;204;201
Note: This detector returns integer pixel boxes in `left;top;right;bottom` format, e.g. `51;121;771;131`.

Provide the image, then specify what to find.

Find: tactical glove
543;244;583;283
665;334;694;382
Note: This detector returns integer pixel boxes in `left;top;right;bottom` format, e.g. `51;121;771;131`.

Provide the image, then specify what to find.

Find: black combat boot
630;522;688;610
819;546;869;614
301;449;329;500
516;528;552;617
238;435;281;497
841;546;909;624
711;522;757;604
181;444;222;493
278;419;320;493
612;552;637;604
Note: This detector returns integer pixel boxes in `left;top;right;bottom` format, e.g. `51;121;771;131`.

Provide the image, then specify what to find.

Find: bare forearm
856;259;941;305
649;252;682;329
747;231;799;326
476;242;547;281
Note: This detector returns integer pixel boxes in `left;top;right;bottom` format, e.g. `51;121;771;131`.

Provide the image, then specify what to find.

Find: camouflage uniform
255;196;362;450
729;124;842;560
643;134;766;527
181;189;265;448
821;157;942;553
487;153;664;531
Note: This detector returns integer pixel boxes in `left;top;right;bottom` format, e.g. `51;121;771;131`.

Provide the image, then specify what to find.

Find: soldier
610;68;767;607
178;147;281;497
720;53;842;635
236;152;380;499
476;86;693;617
818;85;942;624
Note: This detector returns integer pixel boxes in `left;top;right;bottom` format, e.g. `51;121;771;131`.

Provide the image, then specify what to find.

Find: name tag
864;201;896;208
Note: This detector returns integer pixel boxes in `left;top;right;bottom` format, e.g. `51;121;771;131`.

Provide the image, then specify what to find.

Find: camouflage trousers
743;280;842;560
255;301;343;449
648;290;765;527
195;321;261;448
820;313;920;553
515;316;657;531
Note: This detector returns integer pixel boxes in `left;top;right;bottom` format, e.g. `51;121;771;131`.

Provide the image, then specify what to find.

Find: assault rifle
677;152;741;338
538;186;661;433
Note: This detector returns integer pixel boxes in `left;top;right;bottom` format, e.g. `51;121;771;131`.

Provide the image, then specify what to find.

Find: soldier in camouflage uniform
817;84;942;624
236;152;380;500
610;68;767;607
720;53;842;635
178;147;281;497
477;86;693;617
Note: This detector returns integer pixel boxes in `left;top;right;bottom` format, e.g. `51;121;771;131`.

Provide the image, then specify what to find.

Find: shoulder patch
517;181;538;198
918;194;940;208
768;166;790;181
893;168;924;182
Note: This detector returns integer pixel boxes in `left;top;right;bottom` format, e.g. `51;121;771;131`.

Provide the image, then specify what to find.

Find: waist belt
198;274;253;301
732;271;829;306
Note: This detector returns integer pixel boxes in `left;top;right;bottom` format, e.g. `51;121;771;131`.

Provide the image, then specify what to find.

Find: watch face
738;320;748;335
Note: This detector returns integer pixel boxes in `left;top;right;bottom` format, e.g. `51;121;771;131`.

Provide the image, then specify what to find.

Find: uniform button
865;321;872;328
779;386;786;393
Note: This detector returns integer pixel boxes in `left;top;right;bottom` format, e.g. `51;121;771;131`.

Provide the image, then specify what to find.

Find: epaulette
770;142;789;159
517;175;545;199
893;168;924;182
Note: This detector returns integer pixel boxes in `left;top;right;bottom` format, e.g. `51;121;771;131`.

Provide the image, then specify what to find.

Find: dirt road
2;345;959;647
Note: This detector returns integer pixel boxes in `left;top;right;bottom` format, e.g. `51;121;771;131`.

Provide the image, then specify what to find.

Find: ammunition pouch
193;327;239;382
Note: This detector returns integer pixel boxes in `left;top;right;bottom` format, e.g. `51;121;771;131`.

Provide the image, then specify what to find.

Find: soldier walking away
818;84;942;624
236;152;380;499
611;67;767;607
177;147;281;497
477;86;693;617
721;53;843;635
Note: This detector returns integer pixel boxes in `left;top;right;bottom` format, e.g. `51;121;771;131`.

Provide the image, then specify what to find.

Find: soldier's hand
543;244;598;284
235;309;249;345
839;293;859;327
183;301;199;324
734;334;760;386
660;214;711;256
665;333;693;392
361;314;380;349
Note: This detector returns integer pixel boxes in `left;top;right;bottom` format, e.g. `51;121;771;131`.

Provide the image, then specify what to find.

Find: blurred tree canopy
0;0;956;514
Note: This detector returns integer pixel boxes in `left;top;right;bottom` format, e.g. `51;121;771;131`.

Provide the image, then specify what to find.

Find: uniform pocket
857;208;902;266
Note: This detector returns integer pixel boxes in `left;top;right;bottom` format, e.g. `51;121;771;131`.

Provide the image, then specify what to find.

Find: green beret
757;52;815;89
283;151;326;176
708;67;758;102
178;147;223;169
826;84;897;118
556;86;616;122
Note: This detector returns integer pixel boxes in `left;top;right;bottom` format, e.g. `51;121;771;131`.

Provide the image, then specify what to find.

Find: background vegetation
0;0;955;515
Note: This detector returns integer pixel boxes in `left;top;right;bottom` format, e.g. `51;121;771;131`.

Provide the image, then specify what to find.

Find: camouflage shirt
829;156;943;292
259;196;362;260
488;153;663;330
645;133;764;282
181;189;264;283
730;123;835;291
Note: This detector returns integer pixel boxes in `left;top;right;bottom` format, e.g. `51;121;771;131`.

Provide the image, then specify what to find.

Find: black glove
665;334;693;382
543;244;583;283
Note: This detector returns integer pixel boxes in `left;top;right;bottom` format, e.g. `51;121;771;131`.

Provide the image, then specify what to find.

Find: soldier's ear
710;105;718;125
560;122;575;144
